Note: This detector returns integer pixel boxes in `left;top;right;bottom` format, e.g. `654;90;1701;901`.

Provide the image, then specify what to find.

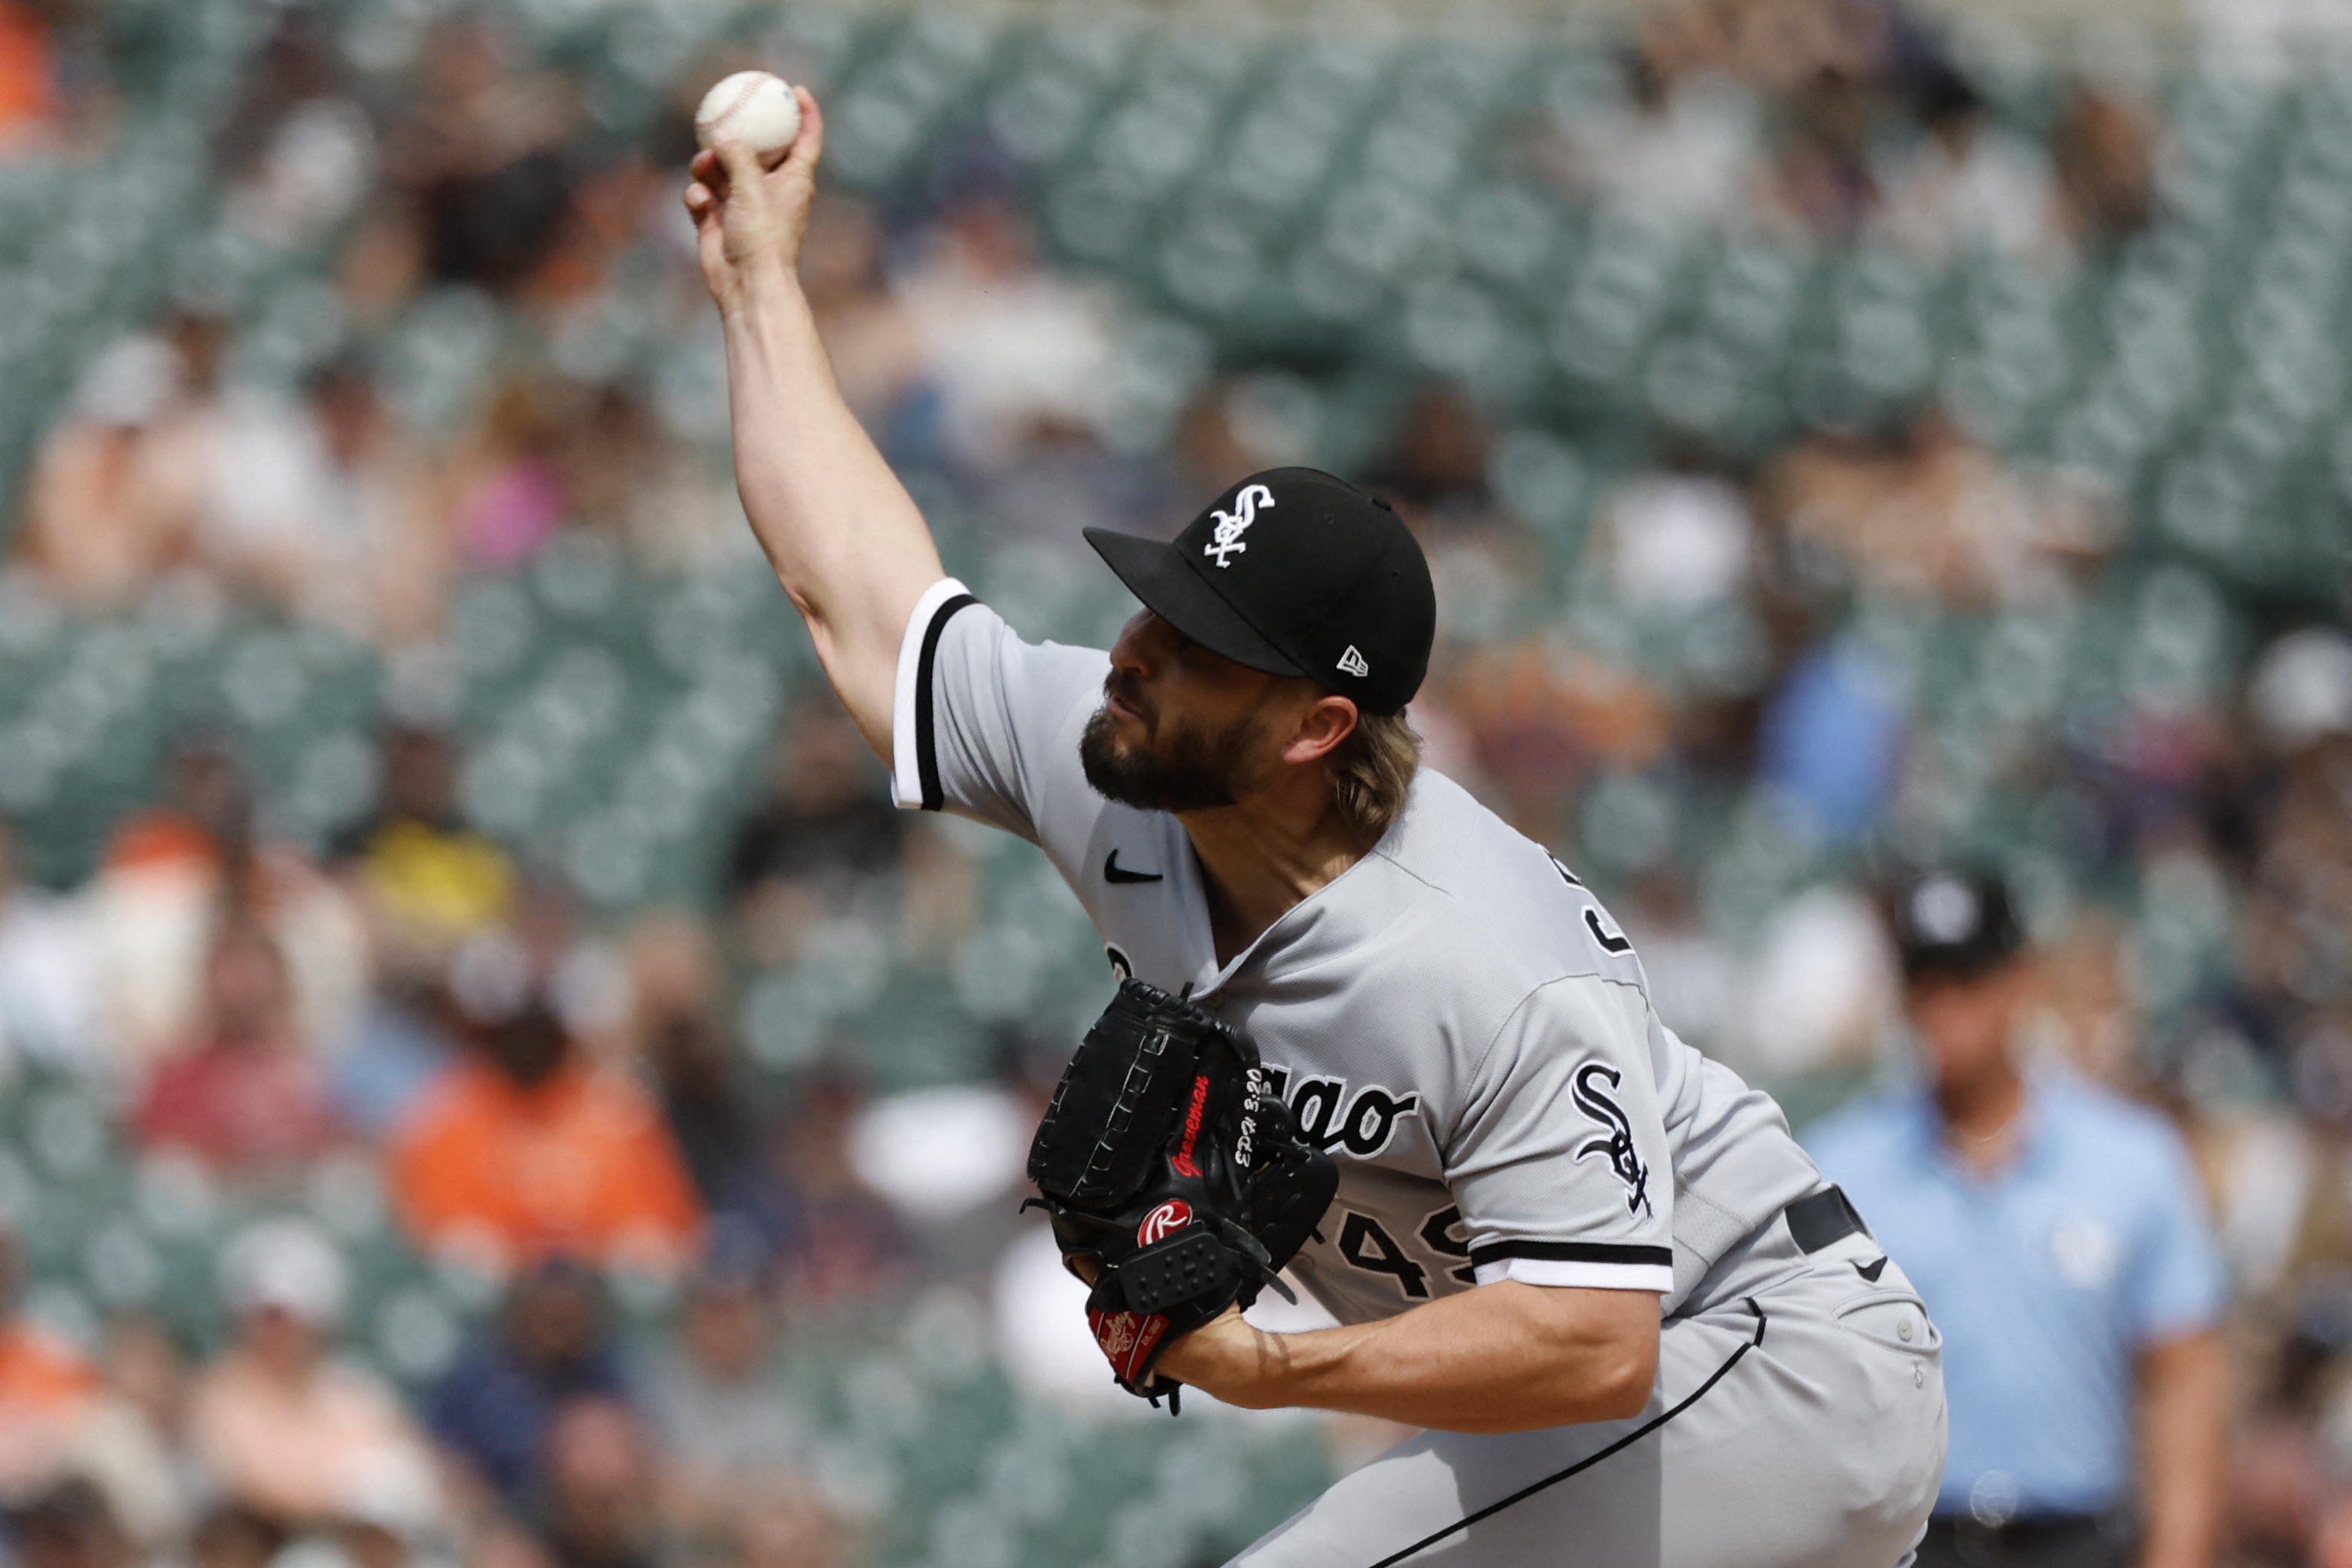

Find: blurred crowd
0;0;2347;1566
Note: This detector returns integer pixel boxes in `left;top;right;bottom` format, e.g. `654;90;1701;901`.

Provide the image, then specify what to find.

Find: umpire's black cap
1887;869;2026;982
1083;469;1437;715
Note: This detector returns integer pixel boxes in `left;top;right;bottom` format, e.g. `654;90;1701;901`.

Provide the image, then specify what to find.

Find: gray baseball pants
1227;1221;1947;1568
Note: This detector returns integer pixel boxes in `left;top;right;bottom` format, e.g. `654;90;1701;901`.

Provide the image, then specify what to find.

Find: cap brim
1083;529;1308;679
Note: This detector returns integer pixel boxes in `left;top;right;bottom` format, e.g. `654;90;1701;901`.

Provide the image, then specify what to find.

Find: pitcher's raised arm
684;89;945;761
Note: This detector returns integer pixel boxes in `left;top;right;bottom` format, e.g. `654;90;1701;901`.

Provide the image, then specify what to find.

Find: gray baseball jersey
891;580;1821;1324
891;580;1947;1567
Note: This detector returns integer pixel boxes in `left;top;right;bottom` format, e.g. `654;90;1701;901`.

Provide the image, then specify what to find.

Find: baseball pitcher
687;91;1947;1568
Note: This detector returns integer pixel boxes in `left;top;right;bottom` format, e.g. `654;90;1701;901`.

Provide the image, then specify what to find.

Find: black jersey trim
1362;1299;1769;1568
912;593;978;811
1468;1239;1674;1269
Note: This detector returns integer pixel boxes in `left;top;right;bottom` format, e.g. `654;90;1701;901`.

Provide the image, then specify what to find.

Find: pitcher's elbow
1590;1341;1659;1422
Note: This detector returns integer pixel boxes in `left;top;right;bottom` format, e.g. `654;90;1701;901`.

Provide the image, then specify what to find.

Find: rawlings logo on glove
1024;980;1338;1411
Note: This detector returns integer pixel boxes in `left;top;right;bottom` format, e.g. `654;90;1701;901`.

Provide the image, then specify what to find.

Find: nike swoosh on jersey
1103;851;1163;884
1854;1256;1888;1282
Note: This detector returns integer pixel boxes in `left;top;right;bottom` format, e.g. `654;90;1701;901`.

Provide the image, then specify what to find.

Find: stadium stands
0;2;2348;1564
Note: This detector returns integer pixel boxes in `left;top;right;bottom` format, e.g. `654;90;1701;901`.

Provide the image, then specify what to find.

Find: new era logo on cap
1082;469;1437;715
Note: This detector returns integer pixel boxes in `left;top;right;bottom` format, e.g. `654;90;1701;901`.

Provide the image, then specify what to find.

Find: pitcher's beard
1079;702;1261;813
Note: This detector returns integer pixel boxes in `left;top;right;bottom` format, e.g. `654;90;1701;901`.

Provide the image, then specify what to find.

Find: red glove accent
1089;1308;1170;1385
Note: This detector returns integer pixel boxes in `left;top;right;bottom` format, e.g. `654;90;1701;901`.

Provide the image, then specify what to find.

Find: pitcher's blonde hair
1326;708;1422;844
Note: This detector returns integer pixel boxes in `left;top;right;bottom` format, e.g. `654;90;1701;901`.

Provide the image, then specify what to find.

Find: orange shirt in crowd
389;1060;702;1270
0;2;55;150
0;1319;99;1493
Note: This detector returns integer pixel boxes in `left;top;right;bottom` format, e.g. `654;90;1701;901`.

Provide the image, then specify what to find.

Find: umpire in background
1805;870;2228;1568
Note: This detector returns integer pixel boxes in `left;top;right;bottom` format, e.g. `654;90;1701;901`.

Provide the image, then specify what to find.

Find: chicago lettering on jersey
1264;1066;1420;1158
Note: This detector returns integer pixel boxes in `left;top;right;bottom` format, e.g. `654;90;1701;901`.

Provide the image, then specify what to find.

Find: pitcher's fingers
788;86;824;168
713;138;766;201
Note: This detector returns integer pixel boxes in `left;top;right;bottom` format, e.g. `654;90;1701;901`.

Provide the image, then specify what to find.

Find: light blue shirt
1804;1070;2225;1521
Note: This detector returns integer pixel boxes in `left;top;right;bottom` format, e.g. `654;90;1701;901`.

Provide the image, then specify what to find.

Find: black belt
1928;1513;2107;1543
1784;1184;1870;1254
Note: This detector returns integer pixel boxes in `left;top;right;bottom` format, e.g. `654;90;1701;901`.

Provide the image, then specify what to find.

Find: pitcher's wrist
718;258;808;327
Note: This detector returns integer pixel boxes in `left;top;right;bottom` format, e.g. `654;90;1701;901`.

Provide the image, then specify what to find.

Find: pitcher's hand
683;85;823;317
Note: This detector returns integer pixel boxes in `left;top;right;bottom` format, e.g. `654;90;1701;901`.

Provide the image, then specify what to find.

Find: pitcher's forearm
721;273;945;758
1161;1283;1661;1433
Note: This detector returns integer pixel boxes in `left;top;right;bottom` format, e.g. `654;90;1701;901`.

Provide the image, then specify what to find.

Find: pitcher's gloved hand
1024;980;1337;1410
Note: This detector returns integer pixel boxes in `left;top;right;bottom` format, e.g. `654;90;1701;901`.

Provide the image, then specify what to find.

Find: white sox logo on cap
1203;484;1273;568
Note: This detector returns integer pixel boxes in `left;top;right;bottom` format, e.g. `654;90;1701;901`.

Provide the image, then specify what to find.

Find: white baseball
695;71;803;165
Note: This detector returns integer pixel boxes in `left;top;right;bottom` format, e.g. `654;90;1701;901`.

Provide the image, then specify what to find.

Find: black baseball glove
1025;979;1337;1410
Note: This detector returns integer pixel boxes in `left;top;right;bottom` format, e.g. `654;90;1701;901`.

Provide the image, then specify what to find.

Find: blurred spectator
1807;869;2228;1568
57;312;411;620
382;17;581;296
1370;384;1496;531
727;706;904;969
1871;66;2063;265
1737;879;1900;1084
728;705;903;891
336;726;514;959
1756;635;1909;840
846;1075;1033;1275
0;814;105;1075
545;384;652;540
427;1260;627;1510
185;1221;440;1530
2240;630;2352;1041
133;917;345;1178
1549;22;1762;232
0;1;57;153
389;993;700;1272
17;334;200;609
1614;870;1740;1054
1759;410;2112;607
186;1503;284;1568
7;1477;130;1568
627;917;764;1221
642;1241;809;1538
1372;387;1540;654
327;980;462;1146
893;194;1119;472
0;1217;96;1499
2052;81;2157;248
1764;66;1883;242
534;1398;654;1568
799;197;927;441
22;308;436;636
448;381;570;575
61;1315;190;1551
1589;469;1757;614
278;362;450;644
724;1485;845;1568
86;732;368;1073
760;1065;911;1312
1446;637;1669;842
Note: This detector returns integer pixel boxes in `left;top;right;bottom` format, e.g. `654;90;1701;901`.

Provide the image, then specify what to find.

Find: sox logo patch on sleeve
1573;1062;1653;1219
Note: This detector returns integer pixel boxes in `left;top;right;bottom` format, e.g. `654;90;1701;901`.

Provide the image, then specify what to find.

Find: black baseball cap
1887;870;2026;982
1082;468;1437;714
